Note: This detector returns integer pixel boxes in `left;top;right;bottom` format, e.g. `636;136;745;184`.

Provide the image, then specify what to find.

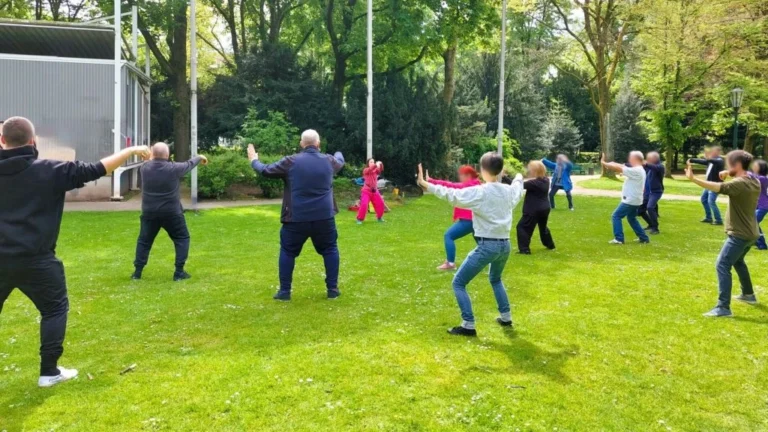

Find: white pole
497;0;507;155
112;0;122;200
190;0;199;209
131;6;139;170
131;6;138;61
145;44;151;147
366;0;373;160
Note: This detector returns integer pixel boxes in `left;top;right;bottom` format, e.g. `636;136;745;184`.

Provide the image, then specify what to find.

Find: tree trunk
664;146;675;178
763;136;768;160
170;2;190;161
442;44;457;105
744;128;754;154
332;56;347;110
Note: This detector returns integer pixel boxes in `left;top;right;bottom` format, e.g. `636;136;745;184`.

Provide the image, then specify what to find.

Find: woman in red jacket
428;165;482;270
357;158;386;223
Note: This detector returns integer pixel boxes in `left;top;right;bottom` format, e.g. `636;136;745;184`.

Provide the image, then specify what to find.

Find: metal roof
0;20;114;60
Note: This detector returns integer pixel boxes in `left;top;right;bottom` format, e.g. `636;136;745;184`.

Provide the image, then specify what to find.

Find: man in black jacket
689;147;725;225
639;152;665;234
0;116;150;387
132;142;207;281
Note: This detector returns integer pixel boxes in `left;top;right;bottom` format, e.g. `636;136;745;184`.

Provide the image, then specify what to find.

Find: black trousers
0;256;69;376
516;209;556;253
134;214;190;271
279;219;340;292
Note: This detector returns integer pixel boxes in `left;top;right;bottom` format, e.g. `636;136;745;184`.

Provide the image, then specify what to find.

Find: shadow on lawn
469;330;577;384
733;303;768;324
0;389;53;431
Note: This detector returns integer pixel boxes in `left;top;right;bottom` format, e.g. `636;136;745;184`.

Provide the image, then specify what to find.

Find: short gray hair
629;151;644;163
1;116;35;148
152;142;170;159
300;129;320;148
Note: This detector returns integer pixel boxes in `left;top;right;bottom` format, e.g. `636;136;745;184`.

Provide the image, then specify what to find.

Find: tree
610;82;652;161
550;0;635;173
0;0;30;18
545;66;600;151
537;100;583;157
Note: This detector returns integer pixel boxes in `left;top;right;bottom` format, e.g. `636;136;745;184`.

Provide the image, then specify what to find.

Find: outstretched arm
57;145;150;192
541;158;556;169
601;154;625;174
248;144;291;179
686;162;721;193
330;152;345;173
173;155;207;177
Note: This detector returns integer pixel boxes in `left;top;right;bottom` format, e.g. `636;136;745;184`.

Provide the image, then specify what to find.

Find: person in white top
417;152;524;337
601;151;650;244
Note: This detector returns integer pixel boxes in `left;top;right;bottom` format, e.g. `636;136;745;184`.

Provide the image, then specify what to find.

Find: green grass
580;176;705;196
2;196;768;431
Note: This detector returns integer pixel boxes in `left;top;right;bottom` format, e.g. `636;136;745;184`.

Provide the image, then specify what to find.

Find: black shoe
648;229;660;235
700;219;713;223
173;271;191;281
636;239;650;244
447;326;477;337
643;226;652;231
496;318;513;327
517;250;531;255
327;289;341;299
131;272;142;280
712;221;724;226
273;290;291;301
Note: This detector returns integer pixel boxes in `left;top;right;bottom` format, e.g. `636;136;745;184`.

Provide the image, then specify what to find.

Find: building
0;16;151;200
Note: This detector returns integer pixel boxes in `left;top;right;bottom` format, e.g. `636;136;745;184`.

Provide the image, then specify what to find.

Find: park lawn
580;176;705;197
1;196;768;431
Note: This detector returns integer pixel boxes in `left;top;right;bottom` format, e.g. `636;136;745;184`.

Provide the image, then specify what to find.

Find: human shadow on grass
732;303;768;324
0;388;54;431
464;330;576;384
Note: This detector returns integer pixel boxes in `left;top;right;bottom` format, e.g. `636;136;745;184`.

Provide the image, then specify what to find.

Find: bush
240;110;300;156
195;151;256;199
254;154;285;198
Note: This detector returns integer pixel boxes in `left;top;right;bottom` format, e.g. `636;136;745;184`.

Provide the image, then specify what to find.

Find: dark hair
755;159;768;176
367;158;375;164
1;116;35;147
726;150;753;172
479;152;504;176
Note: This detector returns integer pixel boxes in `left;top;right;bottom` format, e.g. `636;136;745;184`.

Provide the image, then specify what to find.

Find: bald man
132;142;207;281
0;116;150;387
248;129;345;300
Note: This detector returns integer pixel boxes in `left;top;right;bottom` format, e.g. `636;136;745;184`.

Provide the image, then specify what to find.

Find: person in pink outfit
357;158;386;223
428;165;482;270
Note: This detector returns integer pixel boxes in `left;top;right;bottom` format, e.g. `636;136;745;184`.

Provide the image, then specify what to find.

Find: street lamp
731;87;744;149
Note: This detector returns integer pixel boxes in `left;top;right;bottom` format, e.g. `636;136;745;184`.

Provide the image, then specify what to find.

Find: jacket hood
0;145;38;176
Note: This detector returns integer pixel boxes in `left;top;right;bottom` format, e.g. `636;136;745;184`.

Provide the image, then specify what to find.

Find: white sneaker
608;239;624;245
38;367;78;388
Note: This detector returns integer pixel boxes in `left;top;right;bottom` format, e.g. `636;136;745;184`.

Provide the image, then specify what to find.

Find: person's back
140;157;202;216
466;182;523;239
522;177;550;214
289;149;340;222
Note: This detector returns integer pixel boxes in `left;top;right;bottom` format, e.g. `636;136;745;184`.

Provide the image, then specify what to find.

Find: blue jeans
611;203;649;243
716;236;755;309
701;190;722;223
444;219;475;263
452;238;511;324
279;218;339;292
756;209;768;250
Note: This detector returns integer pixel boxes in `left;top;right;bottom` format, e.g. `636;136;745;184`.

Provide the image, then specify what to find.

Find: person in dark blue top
542;154;574;210
689;146;725;225
0;116;150;388
249;130;345;301
638;151;665;235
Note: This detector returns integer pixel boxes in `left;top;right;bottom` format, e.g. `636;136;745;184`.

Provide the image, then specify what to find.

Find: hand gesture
417;163;428;190
199;155;209;166
685;162;694;180
247;144;258;162
719;170;728;181
425;169;431;181
600;153;606;165
133;145;150;160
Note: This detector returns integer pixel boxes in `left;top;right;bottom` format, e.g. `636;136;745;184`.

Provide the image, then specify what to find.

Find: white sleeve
623;167;642;180
507;174;524;208
427;183;485;210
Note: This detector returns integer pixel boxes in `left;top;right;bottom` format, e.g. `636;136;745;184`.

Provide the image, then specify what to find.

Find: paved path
570;175;726;203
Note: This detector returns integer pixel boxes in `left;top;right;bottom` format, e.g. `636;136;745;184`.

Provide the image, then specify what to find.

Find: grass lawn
580;176;705;197
2;196;768;431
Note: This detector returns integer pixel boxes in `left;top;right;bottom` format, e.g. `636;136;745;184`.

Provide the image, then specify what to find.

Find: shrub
254;154;285;198
195;151;256;199
240;110;300;156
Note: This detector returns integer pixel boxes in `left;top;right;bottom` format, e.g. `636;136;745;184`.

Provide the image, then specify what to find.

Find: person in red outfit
427;165;482;270
357;158;386;223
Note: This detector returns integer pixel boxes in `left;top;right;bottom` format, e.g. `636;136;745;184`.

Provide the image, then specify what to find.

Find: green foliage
240;110;300;156
545;67;601;152
253;155;286;199
195;151;256;199
537;101;584;158
610;84;655;161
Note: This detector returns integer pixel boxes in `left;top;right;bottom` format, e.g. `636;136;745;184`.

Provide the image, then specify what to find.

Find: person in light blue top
542;154;574;210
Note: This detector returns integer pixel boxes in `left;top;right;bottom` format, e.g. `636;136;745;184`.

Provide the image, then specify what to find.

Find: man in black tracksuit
132;142;207;281
638;152;665;234
690;147;725;225
0;116;149;387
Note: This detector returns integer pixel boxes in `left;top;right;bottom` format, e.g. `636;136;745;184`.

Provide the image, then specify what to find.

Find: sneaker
131;271;142;280
648;229;660;235
173;271;191;281
327;289;341;300
712;221;724;226
643;226;652;231
700;219;713;223
608;239;624;245
703;307;733;317
377;218;385;223
517;250;531;255
496;318;513;327
447;326;477;337
273;290;291;301
635;239;650;244
356;220;363;225
38;367;78;388
437;261;457;271
569;207;575;211
735;294;757;304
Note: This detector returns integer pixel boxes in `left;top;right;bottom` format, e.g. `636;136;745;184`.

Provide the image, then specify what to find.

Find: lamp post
731;87;744;150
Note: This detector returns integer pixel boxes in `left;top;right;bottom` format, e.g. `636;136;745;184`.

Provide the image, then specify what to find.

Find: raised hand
425;169;431;181
133;145;151;160
199;155;209;166
719;170;728;181
247;144;258;162
417;163;428;189
685;162;694;180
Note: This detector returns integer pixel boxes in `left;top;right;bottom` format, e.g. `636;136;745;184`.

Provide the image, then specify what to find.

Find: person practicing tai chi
752;159;768;250
249;130;345;300
638;151;665;235
601;152;650;245
357;158;386;223
417;153;524;337
689;146;725;225
542;154;574;211
0;116;150;388
426;165;482;270
685;150;760;317
132;142;208;282
516;160;556;254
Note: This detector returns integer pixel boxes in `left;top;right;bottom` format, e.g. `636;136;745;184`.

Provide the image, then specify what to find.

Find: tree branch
347;45;429;80
198;32;236;70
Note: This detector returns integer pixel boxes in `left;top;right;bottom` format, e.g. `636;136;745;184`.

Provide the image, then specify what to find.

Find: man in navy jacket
639;151;665;234
689;147;725;225
249;130;345;300
0;116;149;387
